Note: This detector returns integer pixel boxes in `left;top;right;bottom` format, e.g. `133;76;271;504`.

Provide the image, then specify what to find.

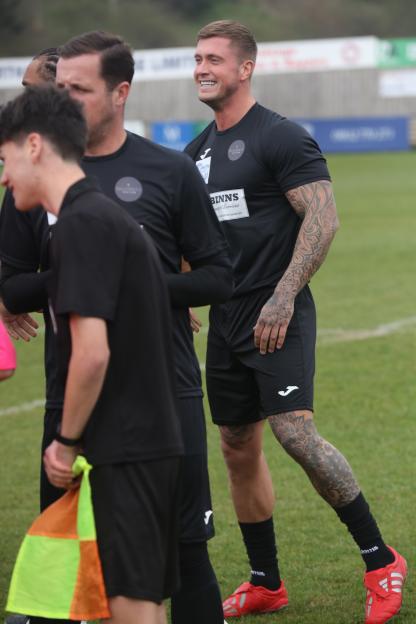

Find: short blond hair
197;20;257;63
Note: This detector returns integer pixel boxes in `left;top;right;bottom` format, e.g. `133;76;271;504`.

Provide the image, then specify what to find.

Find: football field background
1;152;415;622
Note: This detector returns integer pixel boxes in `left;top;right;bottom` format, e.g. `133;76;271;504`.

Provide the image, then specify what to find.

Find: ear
25;132;43;162
113;81;130;107
240;60;254;82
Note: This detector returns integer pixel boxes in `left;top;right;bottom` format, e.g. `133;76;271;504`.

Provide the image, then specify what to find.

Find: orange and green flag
7;455;110;621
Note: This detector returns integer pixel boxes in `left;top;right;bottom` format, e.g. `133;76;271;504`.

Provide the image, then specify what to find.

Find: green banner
378;38;416;68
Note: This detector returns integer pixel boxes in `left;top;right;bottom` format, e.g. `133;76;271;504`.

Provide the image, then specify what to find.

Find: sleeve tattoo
280;180;339;297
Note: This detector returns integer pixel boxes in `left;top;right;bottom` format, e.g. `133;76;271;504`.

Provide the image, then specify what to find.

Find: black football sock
335;492;394;571
171;541;223;624
239;517;281;590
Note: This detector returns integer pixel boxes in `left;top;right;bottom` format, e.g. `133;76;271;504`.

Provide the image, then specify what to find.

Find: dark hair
197;20;257;63
33;47;60;81
0;85;86;161
59;31;135;89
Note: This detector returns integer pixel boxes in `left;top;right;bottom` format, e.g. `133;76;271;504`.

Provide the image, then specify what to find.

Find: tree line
1;0;415;57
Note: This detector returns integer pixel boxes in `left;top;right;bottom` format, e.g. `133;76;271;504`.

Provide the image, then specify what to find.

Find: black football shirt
49;177;183;465
0;189;59;407
0;132;228;407
82;133;227;399
185;103;331;296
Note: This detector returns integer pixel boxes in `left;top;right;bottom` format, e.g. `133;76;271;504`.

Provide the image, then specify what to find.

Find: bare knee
219;422;263;473
268;410;322;462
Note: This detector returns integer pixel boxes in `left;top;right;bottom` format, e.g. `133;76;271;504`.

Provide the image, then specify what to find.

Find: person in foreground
185;19;407;624
0;85;184;624
0;31;230;624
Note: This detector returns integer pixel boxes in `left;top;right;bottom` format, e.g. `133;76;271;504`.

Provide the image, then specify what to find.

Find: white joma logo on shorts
278;385;299;397
204;510;213;525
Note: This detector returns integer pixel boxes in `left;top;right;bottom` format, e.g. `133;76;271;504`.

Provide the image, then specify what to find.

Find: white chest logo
200;148;211;159
210;189;249;222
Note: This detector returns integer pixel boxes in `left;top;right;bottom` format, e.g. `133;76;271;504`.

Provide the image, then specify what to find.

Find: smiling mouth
199;80;217;87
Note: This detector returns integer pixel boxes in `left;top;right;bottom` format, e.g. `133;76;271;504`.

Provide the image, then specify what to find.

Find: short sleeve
262;120;331;192
52;211;126;320
173;155;228;263
0;190;40;271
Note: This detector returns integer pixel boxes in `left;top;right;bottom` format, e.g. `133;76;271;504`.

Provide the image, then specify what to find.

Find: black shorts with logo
206;285;316;425
90;457;182;603
177;397;214;542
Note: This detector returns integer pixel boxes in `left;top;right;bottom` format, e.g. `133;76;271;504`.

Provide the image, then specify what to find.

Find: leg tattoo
268;411;360;508
220;423;259;450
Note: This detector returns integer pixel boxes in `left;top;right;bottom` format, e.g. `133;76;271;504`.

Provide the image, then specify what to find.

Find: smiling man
185;20;407;624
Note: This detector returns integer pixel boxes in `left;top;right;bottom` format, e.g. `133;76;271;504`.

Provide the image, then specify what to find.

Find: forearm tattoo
268;412;360;508
281;181;339;297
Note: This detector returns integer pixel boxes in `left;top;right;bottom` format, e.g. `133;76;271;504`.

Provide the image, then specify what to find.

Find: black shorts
40;401;214;543
177;397;214;542
90;457;182;603
206;285;316;426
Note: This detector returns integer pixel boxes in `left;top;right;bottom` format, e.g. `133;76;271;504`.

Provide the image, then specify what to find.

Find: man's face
56;53;116;150
0;139;39;211
194;37;244;109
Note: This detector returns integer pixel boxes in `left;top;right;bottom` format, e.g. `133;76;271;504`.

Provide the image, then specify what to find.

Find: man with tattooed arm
185;20;406;624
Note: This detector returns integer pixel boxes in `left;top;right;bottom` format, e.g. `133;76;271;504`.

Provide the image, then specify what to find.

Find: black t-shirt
82;133;227;398
0;189;59;406
49;177;183;465
185;103;331;297
0;132;227;406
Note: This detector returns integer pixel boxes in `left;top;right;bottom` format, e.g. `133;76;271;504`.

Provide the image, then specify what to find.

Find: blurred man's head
22;47;59;87
56;31;134;151
0;86;86;211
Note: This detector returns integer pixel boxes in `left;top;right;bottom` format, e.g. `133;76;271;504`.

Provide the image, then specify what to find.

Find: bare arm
254;180;339;354
43;315;110;488
0;299;39;341
0;262;46;340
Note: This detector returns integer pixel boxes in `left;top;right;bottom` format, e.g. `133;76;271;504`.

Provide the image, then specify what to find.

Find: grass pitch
1;151;415;623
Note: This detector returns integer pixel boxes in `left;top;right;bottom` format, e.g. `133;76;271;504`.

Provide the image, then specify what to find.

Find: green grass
1;152;415;622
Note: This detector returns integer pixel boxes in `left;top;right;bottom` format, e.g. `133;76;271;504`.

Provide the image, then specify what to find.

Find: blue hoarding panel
151;121;196;151
295;117;409;153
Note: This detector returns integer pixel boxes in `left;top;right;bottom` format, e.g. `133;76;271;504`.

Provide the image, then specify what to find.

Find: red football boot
223;581;288;617
364;547;407;624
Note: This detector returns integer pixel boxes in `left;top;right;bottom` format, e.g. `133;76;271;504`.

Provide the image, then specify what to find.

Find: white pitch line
0;399;44;417
2;316;415;418
195;315;416;344
317;315;416;344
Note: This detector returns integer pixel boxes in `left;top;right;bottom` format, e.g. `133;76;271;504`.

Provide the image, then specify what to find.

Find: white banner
0;57;31;88
379;69;416;97
256;37;378;74
132;36;378;82
0;36;379;88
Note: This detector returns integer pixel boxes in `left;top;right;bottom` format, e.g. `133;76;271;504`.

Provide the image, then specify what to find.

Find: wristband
55;432;81;447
